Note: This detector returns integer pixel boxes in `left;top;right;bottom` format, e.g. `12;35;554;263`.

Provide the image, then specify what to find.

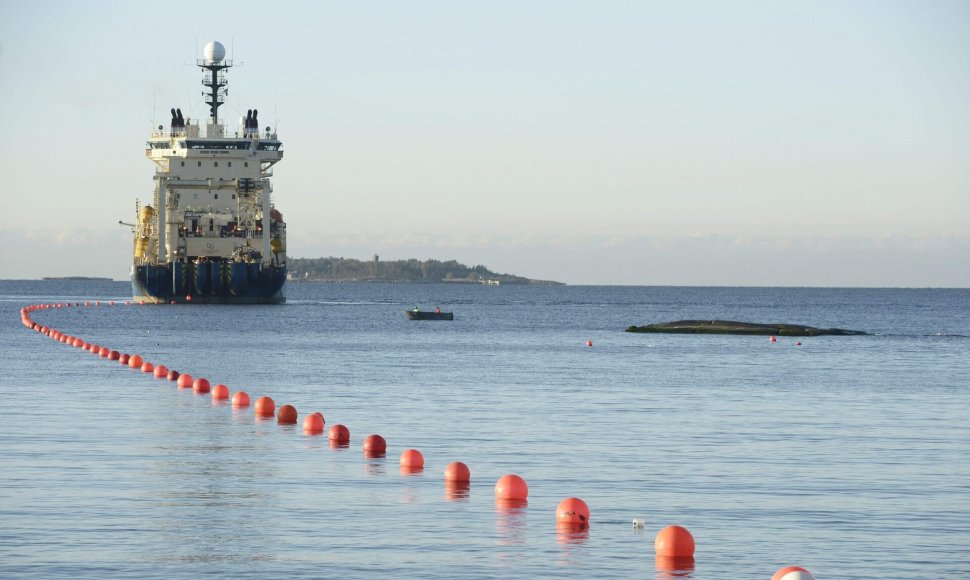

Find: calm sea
1;280;968;579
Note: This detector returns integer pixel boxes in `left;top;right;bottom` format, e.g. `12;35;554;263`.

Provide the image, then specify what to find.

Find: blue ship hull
132;263;286;304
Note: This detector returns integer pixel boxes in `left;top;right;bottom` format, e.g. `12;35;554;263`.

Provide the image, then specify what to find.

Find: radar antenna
197;41;232;123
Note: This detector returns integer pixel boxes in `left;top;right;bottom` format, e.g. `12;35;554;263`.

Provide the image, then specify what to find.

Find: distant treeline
287;257;561;285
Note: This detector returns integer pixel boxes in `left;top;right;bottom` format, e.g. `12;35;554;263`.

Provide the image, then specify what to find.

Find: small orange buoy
254;396;275;417
654;525;695;557
585;339;593;347
770;335;777;342
772;566;815;580
128;354;143;368
231;391;251;407
310;411;324;424
167;370;179;381
211;384;229;400
119;354;130;365
99;347;110;357
495;474;528;500
400;449;424;468
153;364;169;378
185;295;192;302
328;424;350;443
556;497;590;526
302;413;324;434
795;342;802;346
277;404;298;424
363;434;387;455
108;350;121;361
141;361;154;373
176;373;194;389
192;377;211;394
444;461;471;483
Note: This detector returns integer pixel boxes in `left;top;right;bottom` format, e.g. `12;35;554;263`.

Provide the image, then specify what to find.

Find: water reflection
495;499;528;545
363;449;386;459
555;524;589;545
400;465;423;476
328;440;349;450
363;457;386;476
444;480;470;501
654;555;695;579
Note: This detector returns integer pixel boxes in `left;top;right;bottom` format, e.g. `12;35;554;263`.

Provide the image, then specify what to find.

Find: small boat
405;310;454;321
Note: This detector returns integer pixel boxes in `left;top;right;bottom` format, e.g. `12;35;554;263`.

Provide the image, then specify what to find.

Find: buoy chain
17;300;816;579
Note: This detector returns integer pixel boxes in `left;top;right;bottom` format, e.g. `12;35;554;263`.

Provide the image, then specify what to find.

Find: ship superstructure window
257;142;281;151
228;162;232;167
214;162;218;167
198;161;202;167
185;140;251;150
181;161;185;166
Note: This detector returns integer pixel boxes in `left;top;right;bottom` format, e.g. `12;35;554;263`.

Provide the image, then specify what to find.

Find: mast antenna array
197;41;232;123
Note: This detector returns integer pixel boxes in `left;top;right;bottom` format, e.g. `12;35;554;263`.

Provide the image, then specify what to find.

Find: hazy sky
1;1;967;285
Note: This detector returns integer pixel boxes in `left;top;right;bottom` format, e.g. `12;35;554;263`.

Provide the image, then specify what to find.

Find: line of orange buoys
19;300;817;579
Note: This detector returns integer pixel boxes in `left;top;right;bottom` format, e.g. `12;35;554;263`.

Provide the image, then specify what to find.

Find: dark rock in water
625;320;867;336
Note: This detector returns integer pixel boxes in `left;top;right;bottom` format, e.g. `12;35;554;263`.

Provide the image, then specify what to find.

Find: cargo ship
130;41;286;303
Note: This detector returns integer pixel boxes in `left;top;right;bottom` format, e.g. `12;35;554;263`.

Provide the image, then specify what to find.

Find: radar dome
203;41;226;64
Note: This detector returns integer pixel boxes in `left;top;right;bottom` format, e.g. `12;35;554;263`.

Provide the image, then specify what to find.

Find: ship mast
197;41;232;124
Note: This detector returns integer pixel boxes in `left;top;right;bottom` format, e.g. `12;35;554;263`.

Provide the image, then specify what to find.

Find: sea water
1;280;968;579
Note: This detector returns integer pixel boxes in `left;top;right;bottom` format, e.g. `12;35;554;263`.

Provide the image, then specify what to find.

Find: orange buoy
211;384;229;400
770;335;777;342
328;424;350;443
167;370;179;381
772;566;815;580
73;338;84;347
119;354;130;365
128;354;144;368
302;413;324;434
176;373;194;389
254;396;275;417
99;347;110;357
400;449;424;468
444;461;471;483
310;411;325;424
141;361;154;373
153;364;169;378
277;404;298;424
585;339;593;347
363;434;387;455
654;525;695;557
185;295;192;302
495;474;528;500
108;350;121;361
556;497;590;526
795;341;802;346
192;377;211;394
231;391;251;407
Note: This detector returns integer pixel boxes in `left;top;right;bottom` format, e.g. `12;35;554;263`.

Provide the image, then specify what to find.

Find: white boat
130;41;287;303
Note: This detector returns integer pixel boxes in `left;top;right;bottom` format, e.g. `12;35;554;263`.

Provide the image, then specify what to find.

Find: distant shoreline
41;277;114;282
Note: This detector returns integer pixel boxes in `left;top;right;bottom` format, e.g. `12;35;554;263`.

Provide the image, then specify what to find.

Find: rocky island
287;256;562;285
625;320;867;336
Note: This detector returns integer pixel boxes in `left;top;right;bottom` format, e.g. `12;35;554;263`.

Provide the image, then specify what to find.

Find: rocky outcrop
625;320;867;336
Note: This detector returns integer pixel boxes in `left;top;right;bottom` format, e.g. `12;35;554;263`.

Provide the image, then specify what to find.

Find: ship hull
132;263;286;304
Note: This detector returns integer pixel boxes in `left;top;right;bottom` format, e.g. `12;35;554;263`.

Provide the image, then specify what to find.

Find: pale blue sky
1;1;967;285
